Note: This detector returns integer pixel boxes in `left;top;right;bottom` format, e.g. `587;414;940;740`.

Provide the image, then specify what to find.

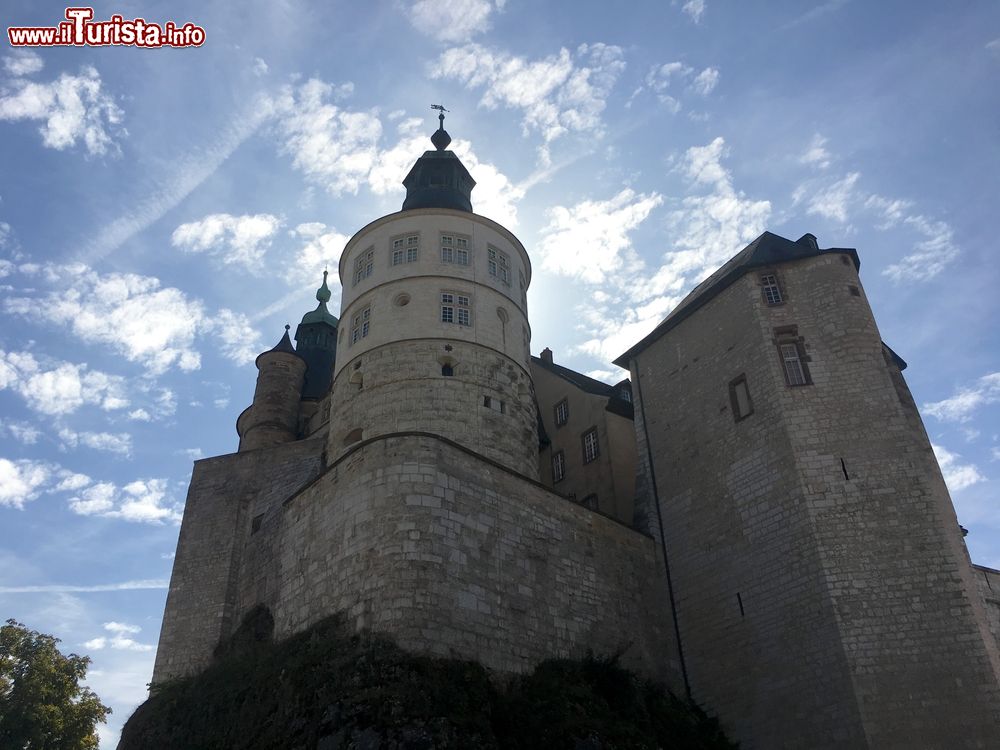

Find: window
392;234;419;265
780;344;808;386
350;306;370;344
620;389;631;403
582;428;599;463
519;270;527;306
774;326;812;386
442;364;454;376
581;494;597;510
729;374;753;421
441;234;469;265
761;274;783;305
554;399;569;427
552;451;566;483
488;245;511;284
251;513;264;534
353;247;374;285
483;396;506;413
441;292;471;326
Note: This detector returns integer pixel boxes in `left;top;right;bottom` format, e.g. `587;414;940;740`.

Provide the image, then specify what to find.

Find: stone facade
619;244;1000;747
154;130;1000;749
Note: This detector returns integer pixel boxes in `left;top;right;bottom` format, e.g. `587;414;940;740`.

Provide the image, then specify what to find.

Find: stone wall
628;252;1000;748
234;433;681;686
328;340;539;479
152;438;325;683
973;564;1000;651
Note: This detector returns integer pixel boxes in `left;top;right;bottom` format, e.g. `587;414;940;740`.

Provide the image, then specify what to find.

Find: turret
327;113;537;477
294;271;339;400
236;325;307;451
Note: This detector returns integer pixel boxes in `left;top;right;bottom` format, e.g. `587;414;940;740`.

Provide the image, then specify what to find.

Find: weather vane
431;103;449;129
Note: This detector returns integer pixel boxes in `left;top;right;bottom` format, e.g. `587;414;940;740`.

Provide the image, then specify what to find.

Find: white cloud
881;213;959;283
58;427;132;457
54;471;92;492
3;51;44;76
690;67;720;96
127;408;151;422
68;478;181;524
800;133;831;169
0;419;41;445
208;309;263;365
568;136;770;364
408;0;502;41
84;621;154;652
682;0;706;23
433;42;626;144
0;578;167;593
806;172;860;222
287;222;349;286
988;39;1000;55
171;213;282;266
0;349;129;416
0;65;123;155
538;189;663;283
0;458;51;509
252;57;269;76
924;373;1000;423
3;263;256;372
268;78;381;195
932;444;985;493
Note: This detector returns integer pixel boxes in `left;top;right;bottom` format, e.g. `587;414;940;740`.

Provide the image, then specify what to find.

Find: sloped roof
613;231;860;366
531;356;634;419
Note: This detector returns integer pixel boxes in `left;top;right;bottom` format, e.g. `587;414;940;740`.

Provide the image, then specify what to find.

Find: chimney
541;347;553;364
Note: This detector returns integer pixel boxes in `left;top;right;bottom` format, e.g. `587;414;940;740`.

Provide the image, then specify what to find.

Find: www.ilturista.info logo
8;7;205;48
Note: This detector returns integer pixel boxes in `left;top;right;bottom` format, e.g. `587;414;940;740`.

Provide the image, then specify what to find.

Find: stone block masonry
157;431;682;690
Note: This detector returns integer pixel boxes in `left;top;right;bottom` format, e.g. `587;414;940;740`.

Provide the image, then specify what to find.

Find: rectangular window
519;270;527;306
552;451;566;483
488;246;511;285
483;396;506;413
351;306;371;345
441;292;471;326
393;234;419;264
761;274;783;305
353;247;374;286
581;494;597;510
729;374;753;421
781;343;807;386
440;235;470;265
554;399;569;427
582;428;599;464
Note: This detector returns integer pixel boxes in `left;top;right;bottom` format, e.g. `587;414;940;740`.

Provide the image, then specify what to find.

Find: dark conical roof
270;325;297;354
401;112;475;213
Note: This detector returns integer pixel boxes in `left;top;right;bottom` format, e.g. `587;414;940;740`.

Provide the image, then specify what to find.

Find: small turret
236;325;307;451
294;271;339;400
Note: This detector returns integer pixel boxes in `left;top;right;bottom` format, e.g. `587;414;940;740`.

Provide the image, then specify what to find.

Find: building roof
613;231;860;367
531;355;634;419
299;271;339;328
401;114;476;213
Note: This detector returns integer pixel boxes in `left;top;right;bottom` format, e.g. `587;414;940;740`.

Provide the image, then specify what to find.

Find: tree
0;619;111;750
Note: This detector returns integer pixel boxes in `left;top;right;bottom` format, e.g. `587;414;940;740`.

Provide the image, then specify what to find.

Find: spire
270;324;296;354
316;269;332;304
401;105;476;213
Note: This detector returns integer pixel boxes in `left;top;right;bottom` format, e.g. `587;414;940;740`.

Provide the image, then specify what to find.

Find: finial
316;270;332;304
285;323;290;331
430;103;452;150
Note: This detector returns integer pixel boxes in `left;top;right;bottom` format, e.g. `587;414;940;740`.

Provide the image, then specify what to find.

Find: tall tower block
617;232;1000;748
327;117;537;478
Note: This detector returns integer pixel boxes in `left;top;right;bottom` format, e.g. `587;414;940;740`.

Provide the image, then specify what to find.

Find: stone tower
293;271;338;401
235;326;306;452
326;114;538;477
616;231;1000;748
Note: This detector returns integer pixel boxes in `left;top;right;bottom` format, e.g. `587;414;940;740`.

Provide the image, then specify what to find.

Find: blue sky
1;1;999;745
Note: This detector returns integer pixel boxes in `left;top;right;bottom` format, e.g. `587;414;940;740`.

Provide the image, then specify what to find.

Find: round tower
236;325;307;451
327;115;538;478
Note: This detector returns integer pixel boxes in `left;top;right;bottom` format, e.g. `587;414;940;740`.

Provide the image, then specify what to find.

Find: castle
153;118;1000;748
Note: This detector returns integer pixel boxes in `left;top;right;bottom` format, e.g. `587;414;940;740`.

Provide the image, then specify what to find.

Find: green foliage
0;619;111;750
121;611;737;749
